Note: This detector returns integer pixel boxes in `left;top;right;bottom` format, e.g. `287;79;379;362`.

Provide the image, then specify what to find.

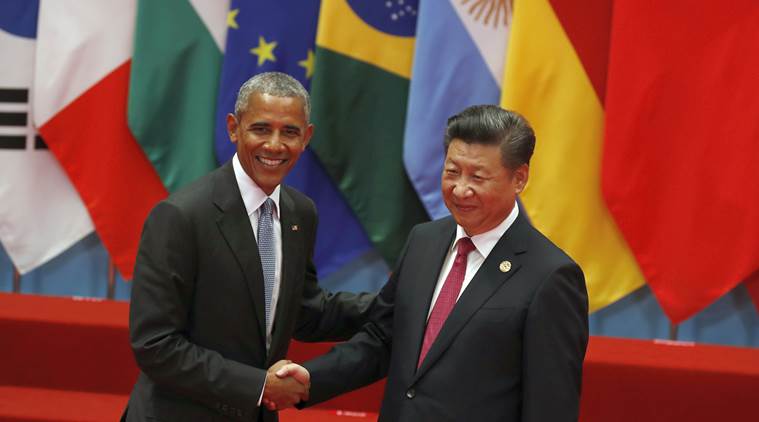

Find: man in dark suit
123;72;374;422
275;105;589;421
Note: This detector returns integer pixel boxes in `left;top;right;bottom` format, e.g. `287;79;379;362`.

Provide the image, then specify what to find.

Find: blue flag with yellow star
215;0;384;283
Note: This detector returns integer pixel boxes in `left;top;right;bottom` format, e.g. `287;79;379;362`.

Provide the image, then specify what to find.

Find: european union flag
215;0;380;283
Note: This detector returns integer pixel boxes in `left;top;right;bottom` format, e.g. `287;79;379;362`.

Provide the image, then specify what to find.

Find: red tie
418;237;476;367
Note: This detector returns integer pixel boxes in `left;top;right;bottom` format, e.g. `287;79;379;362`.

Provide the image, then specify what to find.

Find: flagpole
668;323;679;341
12;266;21;293
107;259;116;300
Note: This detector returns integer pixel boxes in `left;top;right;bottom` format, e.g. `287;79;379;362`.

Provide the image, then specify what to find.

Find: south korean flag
0;0;92;274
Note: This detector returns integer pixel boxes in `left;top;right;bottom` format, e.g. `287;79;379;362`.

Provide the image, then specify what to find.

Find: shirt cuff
257;377;266;407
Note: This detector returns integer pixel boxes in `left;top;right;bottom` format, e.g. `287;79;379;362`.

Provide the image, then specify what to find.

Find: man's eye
251;127;269;134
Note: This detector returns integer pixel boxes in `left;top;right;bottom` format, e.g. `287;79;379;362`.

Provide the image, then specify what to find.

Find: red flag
602;1;759;322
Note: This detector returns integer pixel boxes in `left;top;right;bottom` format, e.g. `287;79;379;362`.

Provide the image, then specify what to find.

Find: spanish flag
502;0;646;312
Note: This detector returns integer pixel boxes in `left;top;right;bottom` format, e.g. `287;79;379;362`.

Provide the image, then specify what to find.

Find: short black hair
444;105;535;169
235;72;310;121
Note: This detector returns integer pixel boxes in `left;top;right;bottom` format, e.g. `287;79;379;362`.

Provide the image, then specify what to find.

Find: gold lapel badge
499;260;512;273
291;224;299;231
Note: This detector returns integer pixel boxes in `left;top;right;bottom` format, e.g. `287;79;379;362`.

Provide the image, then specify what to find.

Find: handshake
262;360;310;411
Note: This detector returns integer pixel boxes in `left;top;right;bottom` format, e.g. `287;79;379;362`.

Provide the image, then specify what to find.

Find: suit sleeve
521;263;589;422
293;197;377;342
298;227;413;406
129;201;265;415
300;272;396;406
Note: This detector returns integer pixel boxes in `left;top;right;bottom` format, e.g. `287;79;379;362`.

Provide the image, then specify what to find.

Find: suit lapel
413;213;529;382
213;162;267;350
267;188;302;364
402;219;456;376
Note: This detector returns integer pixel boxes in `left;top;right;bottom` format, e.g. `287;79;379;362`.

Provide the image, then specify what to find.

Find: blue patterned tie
257;198;276;347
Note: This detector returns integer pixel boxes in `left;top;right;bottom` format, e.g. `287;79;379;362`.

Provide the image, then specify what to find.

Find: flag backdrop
403;0;511;219
502;0;646;312
33;0;167;280
128;0;228;193
310;0;429;266
601;0;759;322
214;0;376;279
16;0;758;318
0;0;93;274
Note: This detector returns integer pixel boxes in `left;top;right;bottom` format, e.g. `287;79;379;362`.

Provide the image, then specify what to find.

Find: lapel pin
499;260;512;273
291;224;299;231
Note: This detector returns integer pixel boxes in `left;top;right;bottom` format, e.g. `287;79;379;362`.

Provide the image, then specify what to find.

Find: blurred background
1;0;757;347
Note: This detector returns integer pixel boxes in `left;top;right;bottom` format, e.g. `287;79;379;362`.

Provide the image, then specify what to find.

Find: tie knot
456;237;475;257
260;198;275;217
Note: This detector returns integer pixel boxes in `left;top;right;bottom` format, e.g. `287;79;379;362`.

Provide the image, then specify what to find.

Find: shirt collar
233;153;281;217
453;201;519;259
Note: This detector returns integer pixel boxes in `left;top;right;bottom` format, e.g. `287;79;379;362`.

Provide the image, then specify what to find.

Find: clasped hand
262;360;310;411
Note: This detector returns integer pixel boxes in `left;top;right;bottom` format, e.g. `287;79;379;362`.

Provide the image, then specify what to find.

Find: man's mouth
256;156;287;168
453;203;477;212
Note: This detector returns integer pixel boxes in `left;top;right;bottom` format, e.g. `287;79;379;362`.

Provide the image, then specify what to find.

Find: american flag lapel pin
291;224;299;231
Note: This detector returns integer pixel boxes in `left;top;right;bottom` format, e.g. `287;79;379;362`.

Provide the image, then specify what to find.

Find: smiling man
227;84;314;195
123;72;375;422
276;105;589;422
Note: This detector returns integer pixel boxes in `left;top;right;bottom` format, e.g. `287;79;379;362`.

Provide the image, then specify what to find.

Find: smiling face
441;139;528;236
227;92;313;194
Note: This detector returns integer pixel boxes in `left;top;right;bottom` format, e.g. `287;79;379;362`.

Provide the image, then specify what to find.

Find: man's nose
264;132;286;150
452;183;473;198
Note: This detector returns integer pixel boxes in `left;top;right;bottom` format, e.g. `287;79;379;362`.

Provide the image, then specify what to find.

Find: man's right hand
262;360;310;411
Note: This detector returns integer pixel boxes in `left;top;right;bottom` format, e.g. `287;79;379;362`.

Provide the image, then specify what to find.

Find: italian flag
33;0;227;279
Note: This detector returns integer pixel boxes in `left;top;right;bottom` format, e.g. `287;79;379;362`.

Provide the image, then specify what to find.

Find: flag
33;0;167;280
0;0;92;274
128;0;229;192
403;0;512;219
502;0;646;311
601;0;759;322
310;0;429;266
214;0;378;279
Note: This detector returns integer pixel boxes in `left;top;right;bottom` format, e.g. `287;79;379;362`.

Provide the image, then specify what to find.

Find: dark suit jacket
303;212;589;422
123;162;374;422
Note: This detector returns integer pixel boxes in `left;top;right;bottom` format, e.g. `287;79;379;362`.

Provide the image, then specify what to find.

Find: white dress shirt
427;202;520;319
232;154;282;351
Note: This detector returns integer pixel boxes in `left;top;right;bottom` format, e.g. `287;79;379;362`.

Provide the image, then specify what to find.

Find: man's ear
302;123;314;149
226;113;239;143
513;164;529;194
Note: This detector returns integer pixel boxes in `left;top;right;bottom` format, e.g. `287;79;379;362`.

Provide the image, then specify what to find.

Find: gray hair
234;72;311;121
444;105;535;169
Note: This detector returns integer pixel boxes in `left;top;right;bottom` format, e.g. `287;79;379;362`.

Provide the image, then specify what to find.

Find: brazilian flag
310;0;429;266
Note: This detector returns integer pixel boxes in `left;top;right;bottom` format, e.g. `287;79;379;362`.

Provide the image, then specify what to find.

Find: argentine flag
403;0;511;219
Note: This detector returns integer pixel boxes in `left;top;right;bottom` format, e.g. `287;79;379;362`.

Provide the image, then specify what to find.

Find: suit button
406;388;415;399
